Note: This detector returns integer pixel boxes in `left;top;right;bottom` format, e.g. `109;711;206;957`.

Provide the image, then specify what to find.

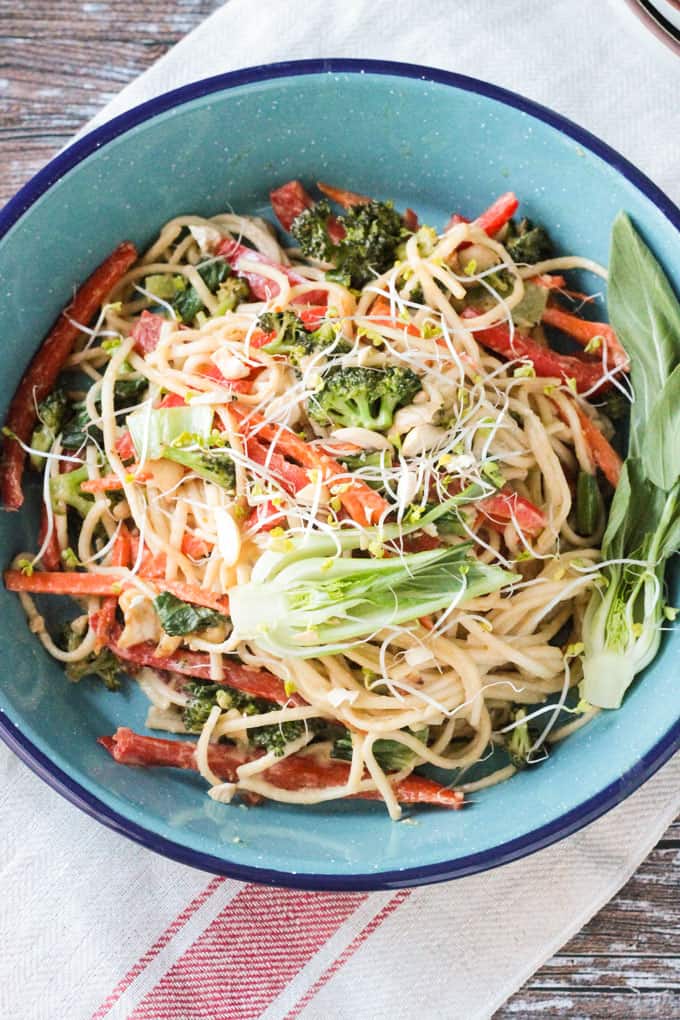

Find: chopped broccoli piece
215;277;251;314
50;464;93;519
163;442;236;492
154;592;227;637
332;727;428;770
506;218;553;264
291;199;411;288
249;719;306;756
173;258;231;324
258;310;348;367
30;388;70;469
61;624;125;690
308;365;422;431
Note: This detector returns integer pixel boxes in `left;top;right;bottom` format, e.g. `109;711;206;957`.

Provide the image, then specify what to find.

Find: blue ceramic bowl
1;60;678;891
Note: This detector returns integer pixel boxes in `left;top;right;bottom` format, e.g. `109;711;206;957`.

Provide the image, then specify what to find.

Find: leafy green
127;405;214;460
61;377;148;452
173;259;231;324
181;680;304;754
582;214;680;708
511;281;549;330
154;592;227;637
30;388;70;468
332;728;428;771
62;625;125;690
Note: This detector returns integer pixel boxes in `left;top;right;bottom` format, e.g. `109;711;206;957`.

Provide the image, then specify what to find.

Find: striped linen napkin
2;2;679;1018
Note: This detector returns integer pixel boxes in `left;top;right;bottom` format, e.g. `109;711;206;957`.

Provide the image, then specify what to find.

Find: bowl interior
1;65;679;888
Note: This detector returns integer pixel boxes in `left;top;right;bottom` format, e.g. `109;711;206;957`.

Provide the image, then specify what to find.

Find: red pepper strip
298;305;330;331
475;192;519;238
94;524;133;647
464;313;609;394
1;241;138;511
245;500;286;533
216;239;327;304
270;180;314;231
398;532;442;553
232;407;389;527
5;571;125;596
115;430;136;460
199;361;257;394
157;392;187;409
555;401;622;488
542;305;629;369
38;505;62;571
369;296;421;337
477;489;547;536
246;435;309;495
444;212;469;232
316;181;371;208
130;310;167;354
105;636;297;704
100;727;464;808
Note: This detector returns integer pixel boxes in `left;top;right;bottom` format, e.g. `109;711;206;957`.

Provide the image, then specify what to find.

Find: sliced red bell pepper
542;306;629;369
463;312;609;394
369;296;421;338
181;533;212;560
100;727;464;808
477;489;547;536
270;180;314;231
245;499;286;533
130;310;167;354
298;305;330;331
217;239;327;304
245;435;309;495
115;430;137;460
475;192;519;238
199;361;257;394
1;241;138;511
157;392;187;409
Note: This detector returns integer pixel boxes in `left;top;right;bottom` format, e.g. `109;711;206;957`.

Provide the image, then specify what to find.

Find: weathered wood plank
497;990;680;1018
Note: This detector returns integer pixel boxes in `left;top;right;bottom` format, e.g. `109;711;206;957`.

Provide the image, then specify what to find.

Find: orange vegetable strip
80;470;150;493
316;181;371;208
369;296;421;337
4;571;124;596
94;524;133;647
100;728;464;808
542;306;628;368
556;401;622;488
1;241;138;510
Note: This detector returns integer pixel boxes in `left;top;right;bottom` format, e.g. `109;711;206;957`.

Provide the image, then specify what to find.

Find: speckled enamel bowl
1;60;678;890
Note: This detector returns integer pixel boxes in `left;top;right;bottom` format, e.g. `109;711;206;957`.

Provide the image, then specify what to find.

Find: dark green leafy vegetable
173;258;231;323
61;377;148;451
307;365;422;431
30;388;70;468
154;592;227;636
181;680;304;755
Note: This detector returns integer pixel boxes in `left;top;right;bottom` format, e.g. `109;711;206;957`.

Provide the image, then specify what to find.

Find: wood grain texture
0;3;678;1017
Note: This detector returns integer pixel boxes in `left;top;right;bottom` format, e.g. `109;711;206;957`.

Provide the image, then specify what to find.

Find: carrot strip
316;181;371;208
369;296;421;337
94;524;133;647
4;570;123;596
477;489;547;536
232;408;389;527
556;401;622;488
80;471;150;493
1;241;138;510
542;306;628;369
100;727;464;808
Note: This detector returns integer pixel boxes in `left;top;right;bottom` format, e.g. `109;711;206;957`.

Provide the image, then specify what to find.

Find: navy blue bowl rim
1;58;679;892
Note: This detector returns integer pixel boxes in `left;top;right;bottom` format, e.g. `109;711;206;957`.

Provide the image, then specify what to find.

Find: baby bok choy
581;213;680;708
229;487;518;658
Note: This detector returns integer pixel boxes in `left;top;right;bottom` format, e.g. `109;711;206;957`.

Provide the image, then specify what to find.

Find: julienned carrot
94;525;133;647
105;638;296;704
556;401;622;488
1;241;138;511
369;296;421;337
232;408;389;527
542;306;629;369
100;727;464;808
80;470;150;493
316;181;371;208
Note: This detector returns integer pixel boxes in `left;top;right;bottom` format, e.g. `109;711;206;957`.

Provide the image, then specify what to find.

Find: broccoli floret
50;464;94;519
308;365;422;432
506;708;533;768
290;200;336;262
61;624;125;690
506;218;553;264
144;274;187;301
291;199;411;289
258;310;348;367
182;680;302;755
215;277;251;314
30;388;71;469
163;443;236;492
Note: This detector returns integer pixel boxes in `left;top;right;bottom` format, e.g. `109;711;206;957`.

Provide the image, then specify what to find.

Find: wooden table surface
1;2;678;1016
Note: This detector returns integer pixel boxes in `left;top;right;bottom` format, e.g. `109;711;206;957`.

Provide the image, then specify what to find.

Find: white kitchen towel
2;3;679;1019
